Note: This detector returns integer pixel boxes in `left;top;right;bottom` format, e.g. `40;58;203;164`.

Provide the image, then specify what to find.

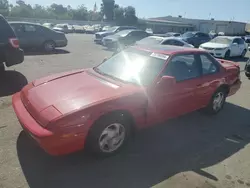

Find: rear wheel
245;72;250;78
86;113;132;157
0;64;5;72
204;89;227;115
43;41;55;52
224;50;230;59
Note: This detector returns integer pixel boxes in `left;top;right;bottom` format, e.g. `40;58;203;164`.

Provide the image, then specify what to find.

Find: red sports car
12;45;241;156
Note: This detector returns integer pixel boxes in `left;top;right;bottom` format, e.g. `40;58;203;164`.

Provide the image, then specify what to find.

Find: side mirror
232;43;238;46
157;76;176;89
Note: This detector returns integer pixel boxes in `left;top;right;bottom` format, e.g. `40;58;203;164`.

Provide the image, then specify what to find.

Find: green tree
88;10;102;21
114;6;124;25
10;2;33;17
33;4;50;18
72;5;88;20
0;0;9;16
101;0;115;21
123;6;137;25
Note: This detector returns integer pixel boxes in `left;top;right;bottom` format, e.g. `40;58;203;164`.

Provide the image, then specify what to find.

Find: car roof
9;21;41;26
118;29;143;33
214;36;242;40
133;44;203;55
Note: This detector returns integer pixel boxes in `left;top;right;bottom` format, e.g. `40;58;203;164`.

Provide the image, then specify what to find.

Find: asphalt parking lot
0;34;250;188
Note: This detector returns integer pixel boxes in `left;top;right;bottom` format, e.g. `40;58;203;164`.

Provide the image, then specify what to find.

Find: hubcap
45;42;54;51
213;92;224;111
99;123;125;153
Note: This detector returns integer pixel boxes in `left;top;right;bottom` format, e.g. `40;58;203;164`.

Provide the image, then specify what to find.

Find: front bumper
199;47;227;58
12;92;87;156
55;40;68;47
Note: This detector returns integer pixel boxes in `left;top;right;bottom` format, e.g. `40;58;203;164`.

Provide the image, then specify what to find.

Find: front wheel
86;114;131;157
224;50;230;59
245;72;250;78
241;49;247;57
204;89;227;115
43;41;55;52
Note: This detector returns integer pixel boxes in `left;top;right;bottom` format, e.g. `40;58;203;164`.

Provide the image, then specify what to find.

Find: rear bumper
12;92;87;156
228;79;241;97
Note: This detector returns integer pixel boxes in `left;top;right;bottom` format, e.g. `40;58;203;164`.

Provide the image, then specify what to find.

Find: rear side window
24;24;36;32
172;40;184;46
163;54;201;82
0;16;16;41
196;33;209;38
200;54;219;75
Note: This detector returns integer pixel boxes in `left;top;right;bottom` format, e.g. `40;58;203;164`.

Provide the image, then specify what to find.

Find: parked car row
42;22;111;34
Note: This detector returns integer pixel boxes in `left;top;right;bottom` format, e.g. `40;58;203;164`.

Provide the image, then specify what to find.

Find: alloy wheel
98;123;126;153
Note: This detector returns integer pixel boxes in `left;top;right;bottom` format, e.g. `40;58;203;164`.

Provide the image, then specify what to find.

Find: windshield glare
210;37;232;44
95;49;167;86
182;32;195;38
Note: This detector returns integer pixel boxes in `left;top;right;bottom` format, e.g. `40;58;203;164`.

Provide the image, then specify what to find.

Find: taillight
9;38;19;48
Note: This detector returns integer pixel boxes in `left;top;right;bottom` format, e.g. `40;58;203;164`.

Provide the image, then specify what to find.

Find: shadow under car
24;49;70;56
0;70;28;97
16;102;250;188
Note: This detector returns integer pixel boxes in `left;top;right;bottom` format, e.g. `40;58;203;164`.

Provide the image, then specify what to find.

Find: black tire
0;64;5;72
245;72;250;78
224;50;230;59
43;41;55;52
241;49;247;57
204;88;227;115
86;113;132;157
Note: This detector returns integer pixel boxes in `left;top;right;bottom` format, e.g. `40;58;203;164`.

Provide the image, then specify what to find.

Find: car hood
23;69;138;116
200;42;229;48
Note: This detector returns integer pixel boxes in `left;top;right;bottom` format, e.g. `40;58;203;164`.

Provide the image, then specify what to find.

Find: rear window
0;16;16;41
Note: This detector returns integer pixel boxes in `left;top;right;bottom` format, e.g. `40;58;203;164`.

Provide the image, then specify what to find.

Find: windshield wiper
93;67;129;83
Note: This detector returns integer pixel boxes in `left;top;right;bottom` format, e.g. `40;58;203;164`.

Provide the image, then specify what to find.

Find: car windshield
94;48;167;86
115;30;131;37
165;33;175;37
107;26;119;32
182;32;196;38
55;24;64;28
103;26;111;30
137;37;164;45
210;37;232;44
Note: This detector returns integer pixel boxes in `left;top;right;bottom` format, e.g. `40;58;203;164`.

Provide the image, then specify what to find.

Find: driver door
148;53;203;123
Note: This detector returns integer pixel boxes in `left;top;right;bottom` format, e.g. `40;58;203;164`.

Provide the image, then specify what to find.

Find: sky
8;0;250;22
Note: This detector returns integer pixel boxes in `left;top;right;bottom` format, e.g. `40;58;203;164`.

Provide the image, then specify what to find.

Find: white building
149;16;246;35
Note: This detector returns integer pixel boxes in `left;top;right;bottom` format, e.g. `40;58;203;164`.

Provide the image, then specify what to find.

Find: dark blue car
94;26;137;44
181;31;211;48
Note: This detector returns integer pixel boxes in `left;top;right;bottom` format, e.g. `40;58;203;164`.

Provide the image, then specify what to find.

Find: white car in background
199;36;247;59
136;36;194;48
